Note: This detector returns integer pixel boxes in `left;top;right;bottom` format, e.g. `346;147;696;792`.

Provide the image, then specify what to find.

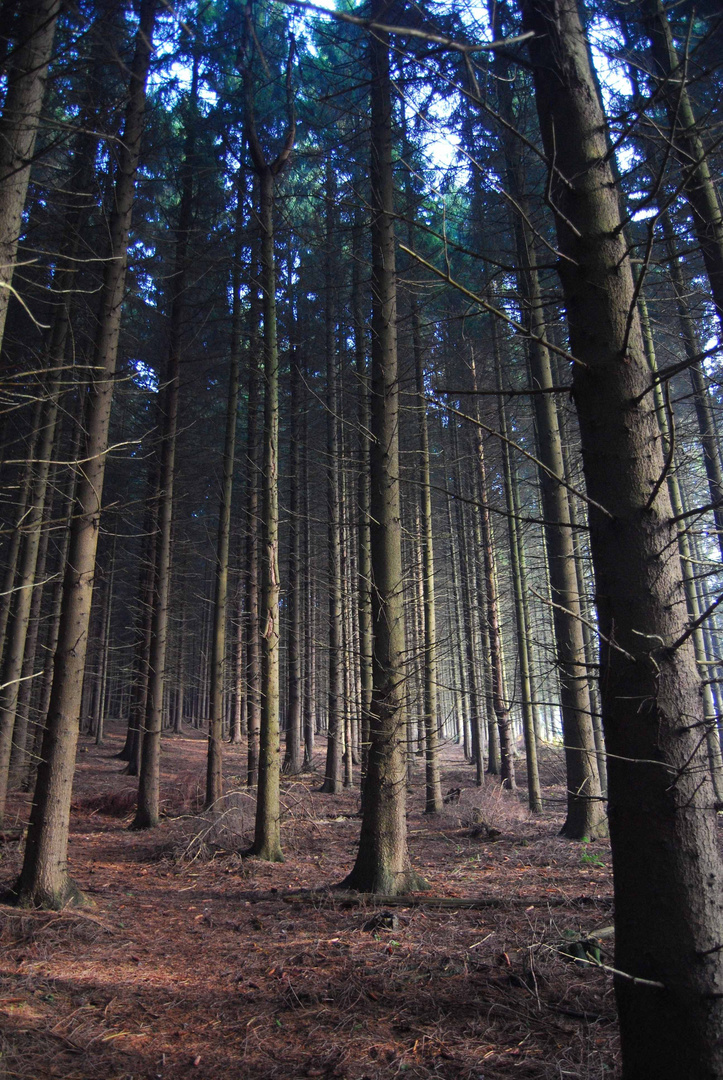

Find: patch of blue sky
586;16;639;178
132;359;159;392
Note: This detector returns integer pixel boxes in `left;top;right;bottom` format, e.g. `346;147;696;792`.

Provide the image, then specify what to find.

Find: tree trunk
134;53;194;829
16;0;156;906
244;236;262;787
353;217;373;791
245;70;295;859
638;293;723;802
206;166;244;807
320;162;344;794
521;0;723;1072
412;304;443;813
249;166;284;862
488;28;604;829
342;10;423;894
283;284;302;775
470;358;516;790
493;337;542;811
302;384;315;769
0;0;61;350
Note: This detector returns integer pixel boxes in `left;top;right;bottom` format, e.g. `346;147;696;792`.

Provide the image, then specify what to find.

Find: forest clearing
0;726;618;1080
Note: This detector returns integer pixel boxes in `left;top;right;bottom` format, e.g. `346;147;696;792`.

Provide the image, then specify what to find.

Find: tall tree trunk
302;384;315;769
489;26;604;830
343;10;423;894
93;556;114;747
249;166;283;862
445;473;473;762
0;0;61;350
353;218;373;791
245;67;295;860
521;0;723;1072
244;241;262;787
494;339;542;811
321;163;343;794
283;287;302;775
16;0;156;906
134;55;195;829
412;305;443;813
638;293;723;802
470;357;516;790
206;167;244;807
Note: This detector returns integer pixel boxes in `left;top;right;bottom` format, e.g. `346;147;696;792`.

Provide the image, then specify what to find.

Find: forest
0;0;722;1076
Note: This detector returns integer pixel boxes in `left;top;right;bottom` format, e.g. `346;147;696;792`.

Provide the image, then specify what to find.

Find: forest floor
0;723;619;1080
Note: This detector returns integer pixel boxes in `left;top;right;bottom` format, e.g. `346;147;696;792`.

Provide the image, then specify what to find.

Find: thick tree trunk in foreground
17;0;156;907
342;11;423;894
522;0;723;1075
0;0;61;350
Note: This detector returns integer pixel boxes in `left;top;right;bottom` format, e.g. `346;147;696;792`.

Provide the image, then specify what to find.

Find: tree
342;5;424;895
134;46;198;830
16;0;157;907
320;160;344;795
245;21;296;863
0;0;61;351
206;165;245;807
520;0;723;1073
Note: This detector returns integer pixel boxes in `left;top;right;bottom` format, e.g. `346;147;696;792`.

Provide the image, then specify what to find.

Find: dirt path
0;724;618;1079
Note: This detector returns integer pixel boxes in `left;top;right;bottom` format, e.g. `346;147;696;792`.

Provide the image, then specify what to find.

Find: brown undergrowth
0;724;619;1079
